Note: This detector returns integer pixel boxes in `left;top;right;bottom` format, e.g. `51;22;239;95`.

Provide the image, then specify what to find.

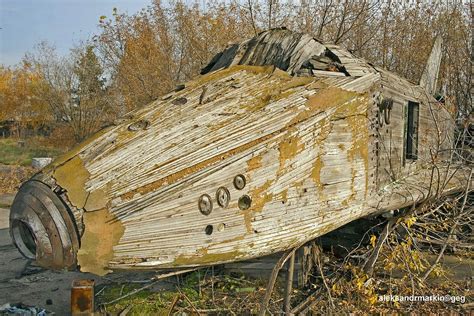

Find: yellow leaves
384;261;395;271
355;278;365;290
370;235;377;248
368;293;378;305
0;66;49;123
352;272;368;290
405;216;417;228
331;283;342;296
432;264;444;277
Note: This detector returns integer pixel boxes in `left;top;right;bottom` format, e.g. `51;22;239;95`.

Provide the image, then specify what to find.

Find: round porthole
238;195;252;210
128;120;150;131
233;174;246;190
198;194;213;215
216;187;230;208
172;97;188;105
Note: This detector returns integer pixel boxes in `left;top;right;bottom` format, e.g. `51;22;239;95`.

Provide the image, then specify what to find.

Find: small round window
198;194;213;215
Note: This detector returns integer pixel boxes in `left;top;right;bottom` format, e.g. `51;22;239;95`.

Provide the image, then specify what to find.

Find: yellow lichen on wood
238;70;310;112
242;180;273;233
173;247;244;266
278;135;304;170
249;180;273;213
241;93;272;112
247;155;263;172
77;208;125;275
84;184;110;212
290;86;359;126
310;117;332;197
311;156;324;192
280;76;315;91
270;76;316;102
306;80;328;90
53;156;89;208
344;96;369;198
275;189;288;203
209;116;238;132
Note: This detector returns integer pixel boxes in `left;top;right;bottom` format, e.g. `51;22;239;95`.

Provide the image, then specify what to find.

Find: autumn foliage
0;0;472;144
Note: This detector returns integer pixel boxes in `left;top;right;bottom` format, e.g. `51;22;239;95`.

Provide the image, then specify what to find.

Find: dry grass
0;164;35;194
0;138;65;166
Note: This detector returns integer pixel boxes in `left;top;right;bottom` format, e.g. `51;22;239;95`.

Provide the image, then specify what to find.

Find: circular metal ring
9;180;80;270
216;187;230;208
198;194;213;215
238;195;252;210
233;174;246;190
128;120;150;131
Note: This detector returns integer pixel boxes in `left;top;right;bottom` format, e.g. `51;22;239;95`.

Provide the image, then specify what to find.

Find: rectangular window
405;101;419;160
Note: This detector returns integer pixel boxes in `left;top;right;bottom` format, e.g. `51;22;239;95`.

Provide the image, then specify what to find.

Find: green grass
97;271;265;315
0;138;64;166
99;284;175;315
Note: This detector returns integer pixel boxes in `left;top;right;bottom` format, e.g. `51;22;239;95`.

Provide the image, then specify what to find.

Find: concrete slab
0;194;15;207
0;208;9;230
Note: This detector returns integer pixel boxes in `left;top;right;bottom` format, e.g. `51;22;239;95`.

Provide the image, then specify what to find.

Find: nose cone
9;180;80;270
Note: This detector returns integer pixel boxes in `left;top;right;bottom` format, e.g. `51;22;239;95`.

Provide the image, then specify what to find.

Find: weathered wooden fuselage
9;29;468;275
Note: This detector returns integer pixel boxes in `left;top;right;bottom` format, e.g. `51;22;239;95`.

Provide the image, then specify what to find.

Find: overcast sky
0;0;150;66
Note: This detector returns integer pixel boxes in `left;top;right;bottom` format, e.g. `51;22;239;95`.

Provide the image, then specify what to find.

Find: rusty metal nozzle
9;180;80;269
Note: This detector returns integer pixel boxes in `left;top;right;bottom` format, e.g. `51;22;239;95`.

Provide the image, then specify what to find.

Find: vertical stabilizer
419;36;443;95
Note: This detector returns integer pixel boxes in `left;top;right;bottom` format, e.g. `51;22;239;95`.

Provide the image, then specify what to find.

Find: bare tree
25;42;112;142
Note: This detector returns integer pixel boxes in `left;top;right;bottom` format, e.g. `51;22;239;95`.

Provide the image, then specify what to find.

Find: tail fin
419;36;443;95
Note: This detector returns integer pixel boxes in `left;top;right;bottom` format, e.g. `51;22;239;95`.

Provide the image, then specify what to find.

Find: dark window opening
405;101;419;160
205;225;213;235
